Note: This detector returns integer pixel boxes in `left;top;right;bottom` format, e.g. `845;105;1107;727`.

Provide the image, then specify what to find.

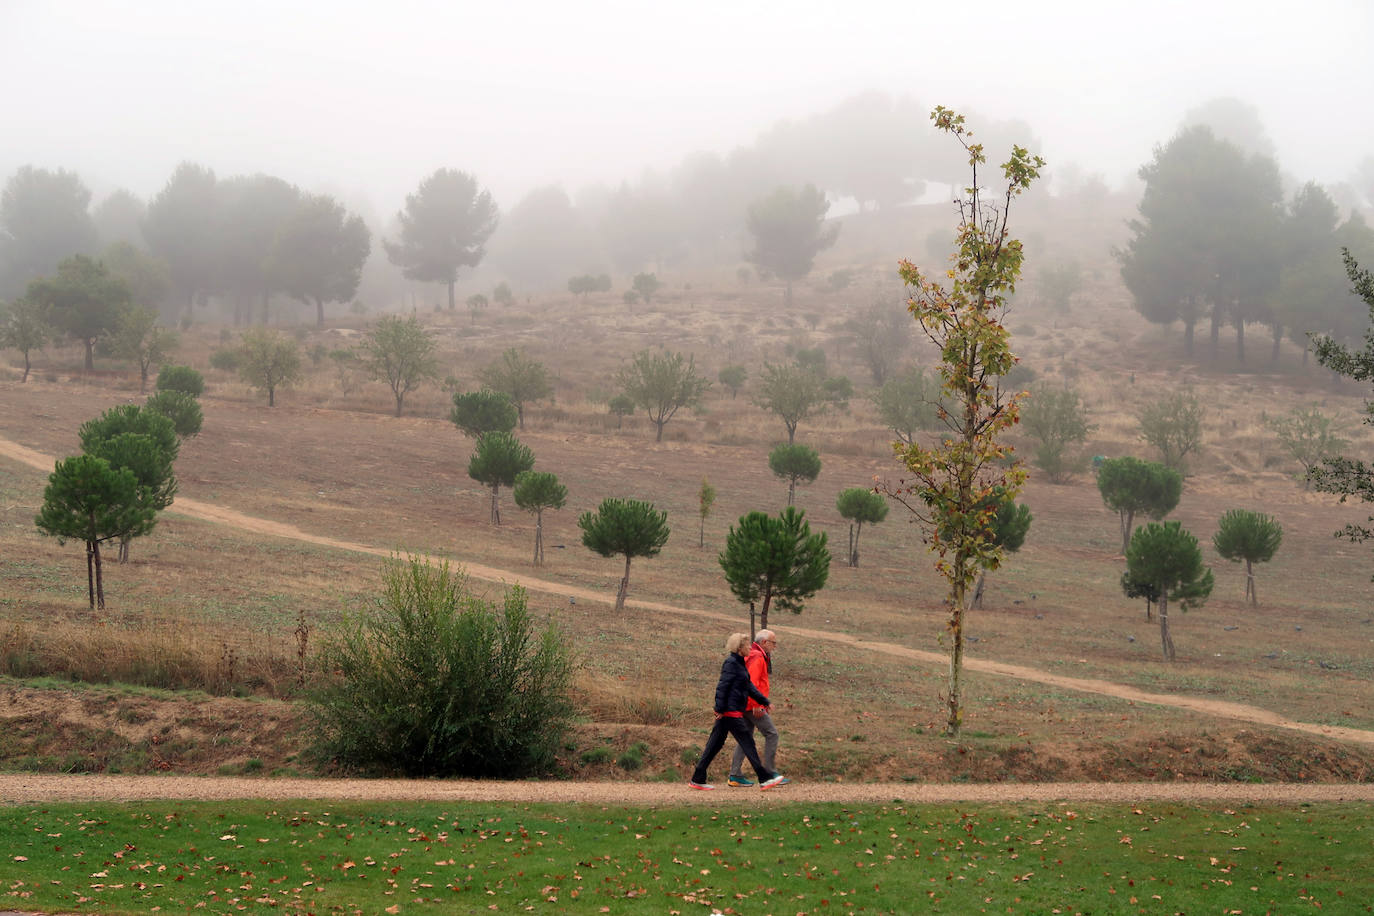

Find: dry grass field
2;214;1373;785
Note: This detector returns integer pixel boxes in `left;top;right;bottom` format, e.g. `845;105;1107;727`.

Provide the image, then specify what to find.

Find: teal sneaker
727;775;754;787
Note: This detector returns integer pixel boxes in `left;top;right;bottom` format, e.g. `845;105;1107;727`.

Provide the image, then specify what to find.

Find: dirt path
5;434;1372;754
2;773;1372;805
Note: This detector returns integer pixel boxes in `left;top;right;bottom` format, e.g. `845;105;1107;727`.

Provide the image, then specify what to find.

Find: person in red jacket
726;629;788;788
688;632;788;791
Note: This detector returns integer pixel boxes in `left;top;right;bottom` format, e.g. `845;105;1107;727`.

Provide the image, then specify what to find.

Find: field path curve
4;435;1372;754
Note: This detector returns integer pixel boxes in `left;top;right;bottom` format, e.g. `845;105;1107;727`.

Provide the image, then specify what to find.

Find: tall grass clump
308;555;576;778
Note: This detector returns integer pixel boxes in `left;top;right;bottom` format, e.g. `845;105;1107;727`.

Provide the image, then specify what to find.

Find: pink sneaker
760;774;789;790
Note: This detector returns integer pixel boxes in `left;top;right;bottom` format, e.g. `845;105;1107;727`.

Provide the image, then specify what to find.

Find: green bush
154;364;205;397
307;555;576;778
617;741;649;771
144;389;204;440
209;348;241;372
579;746;613;766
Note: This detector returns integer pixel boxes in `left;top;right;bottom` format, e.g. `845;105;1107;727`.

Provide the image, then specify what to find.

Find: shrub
208;348;241;372
154;364;205;397
307;555;576;778
145;389;204;439
617;741;649;771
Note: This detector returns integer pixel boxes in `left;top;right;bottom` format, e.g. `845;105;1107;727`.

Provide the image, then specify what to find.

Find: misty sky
3;0;1371;219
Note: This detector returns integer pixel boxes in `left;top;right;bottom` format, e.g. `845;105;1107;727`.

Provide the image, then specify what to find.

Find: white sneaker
760;774;788;790
688;780;716;791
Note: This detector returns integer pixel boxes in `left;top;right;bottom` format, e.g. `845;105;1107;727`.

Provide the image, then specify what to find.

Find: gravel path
3;773;1373;806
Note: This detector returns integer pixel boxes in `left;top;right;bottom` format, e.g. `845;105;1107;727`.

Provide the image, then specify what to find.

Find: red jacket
743;642;771;712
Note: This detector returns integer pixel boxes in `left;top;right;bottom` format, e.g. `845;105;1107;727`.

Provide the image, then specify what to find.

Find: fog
4;0;1372;215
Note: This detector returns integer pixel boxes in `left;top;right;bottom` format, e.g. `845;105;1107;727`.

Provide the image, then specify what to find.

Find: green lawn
1;800;1369;914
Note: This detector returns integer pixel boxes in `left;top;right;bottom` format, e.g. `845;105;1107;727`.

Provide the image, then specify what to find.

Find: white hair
755;629;776;642
725;632;751;654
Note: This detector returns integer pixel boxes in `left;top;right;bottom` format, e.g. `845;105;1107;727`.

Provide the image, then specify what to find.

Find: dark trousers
692;715;773;784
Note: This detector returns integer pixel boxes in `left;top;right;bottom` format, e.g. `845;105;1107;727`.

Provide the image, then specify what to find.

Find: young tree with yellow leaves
881;107;1043;737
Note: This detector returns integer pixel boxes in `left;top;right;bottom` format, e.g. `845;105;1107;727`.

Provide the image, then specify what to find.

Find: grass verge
0;800;1369;914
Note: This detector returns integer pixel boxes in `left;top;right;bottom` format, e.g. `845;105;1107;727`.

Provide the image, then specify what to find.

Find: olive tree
1138;391;1205;473
105;306;178;392
578;498;670;612
1211;509;1282;606
480;348;553;429
1021;383;1093;483
1268;406;1348;489
237;328;302;407
755;361;826;445
357;313;439;417
615;348;710;442
717;364;747;399
873;366;943;445
0;297;50;382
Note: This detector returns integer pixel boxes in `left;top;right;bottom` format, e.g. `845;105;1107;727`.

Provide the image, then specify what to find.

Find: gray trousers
729;709;779;776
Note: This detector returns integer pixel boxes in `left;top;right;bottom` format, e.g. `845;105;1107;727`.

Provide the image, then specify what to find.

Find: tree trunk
84;338;95;372
1145;598;1153;622
615;555;631;611
447;279;456;312
760;592;772;631
848;523;856;568
1208;310;1221;359
21;351;30;383
139;365;149;393
970;571;986;610
315;297;325;327
394;392;404;417
945;560;967;736
1158;594;1175;661
698;515;705;548
1246;557;1256;606
118;534;130;564
787;478;796;506
654;420;664;442
534;509;544;565
1270;322;1283;364
786;422;797;445
1120;509;1134;555
490;484;501;525
1183;320;1195;357
85;539;96;610
1235;315;1245;363
268;386;276;407
784;281;793;309
92;538;106;611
